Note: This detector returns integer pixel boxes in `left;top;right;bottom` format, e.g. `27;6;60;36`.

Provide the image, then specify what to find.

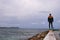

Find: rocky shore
28;31;49;40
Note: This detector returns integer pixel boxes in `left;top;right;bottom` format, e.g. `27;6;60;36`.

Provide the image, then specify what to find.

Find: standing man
48;14;54;29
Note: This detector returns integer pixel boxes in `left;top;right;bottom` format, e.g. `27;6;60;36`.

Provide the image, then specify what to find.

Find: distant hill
0;27;19;29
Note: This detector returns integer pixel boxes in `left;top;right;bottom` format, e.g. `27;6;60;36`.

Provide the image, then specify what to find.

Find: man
48;14;54;29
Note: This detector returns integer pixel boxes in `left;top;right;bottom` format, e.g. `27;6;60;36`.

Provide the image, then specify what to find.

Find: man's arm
52;17;54;22
48;17;49;22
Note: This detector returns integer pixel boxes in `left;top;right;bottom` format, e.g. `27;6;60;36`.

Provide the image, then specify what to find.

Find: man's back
48;14;53;22
48;14;54;29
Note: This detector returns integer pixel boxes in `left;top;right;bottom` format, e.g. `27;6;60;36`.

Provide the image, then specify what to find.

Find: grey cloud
0;0;60;28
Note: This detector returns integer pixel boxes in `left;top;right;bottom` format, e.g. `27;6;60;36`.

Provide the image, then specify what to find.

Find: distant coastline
0;27;59;30
0;27;19;29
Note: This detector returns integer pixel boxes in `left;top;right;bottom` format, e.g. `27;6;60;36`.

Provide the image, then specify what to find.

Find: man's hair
49;14;51;16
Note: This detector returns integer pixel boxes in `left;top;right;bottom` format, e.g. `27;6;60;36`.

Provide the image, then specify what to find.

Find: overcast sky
0;0;60;28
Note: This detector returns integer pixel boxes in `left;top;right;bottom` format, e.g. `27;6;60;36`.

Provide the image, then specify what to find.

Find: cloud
41;22;45;25
32;23;39;25
57;20;60;23
0;0;59;19
0;0;60;28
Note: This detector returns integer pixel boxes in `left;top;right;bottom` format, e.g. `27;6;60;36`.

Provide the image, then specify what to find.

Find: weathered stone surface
28;30;60;40
43;30;56;40
54;31;60;40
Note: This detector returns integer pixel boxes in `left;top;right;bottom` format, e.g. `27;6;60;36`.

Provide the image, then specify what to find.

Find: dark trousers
49;22;53;29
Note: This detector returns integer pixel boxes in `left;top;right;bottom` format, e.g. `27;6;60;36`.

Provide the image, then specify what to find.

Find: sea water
0;28;47;40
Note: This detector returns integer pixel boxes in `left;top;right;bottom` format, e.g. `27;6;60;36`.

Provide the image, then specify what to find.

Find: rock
28;31;49;40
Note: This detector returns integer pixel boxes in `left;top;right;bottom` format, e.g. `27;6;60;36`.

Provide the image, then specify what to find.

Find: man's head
49;14;51;16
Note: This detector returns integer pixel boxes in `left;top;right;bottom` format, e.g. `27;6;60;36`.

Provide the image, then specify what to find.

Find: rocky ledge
28;31;49;40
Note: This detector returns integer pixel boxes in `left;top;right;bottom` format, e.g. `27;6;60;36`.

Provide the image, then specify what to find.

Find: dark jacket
48;16;54;22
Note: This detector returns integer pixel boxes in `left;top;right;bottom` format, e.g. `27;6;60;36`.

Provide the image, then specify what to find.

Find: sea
0;28;48;40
